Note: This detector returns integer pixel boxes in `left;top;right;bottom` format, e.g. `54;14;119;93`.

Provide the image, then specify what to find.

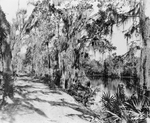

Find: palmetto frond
101;91;129;123
101;92;116;111
124;97;147;121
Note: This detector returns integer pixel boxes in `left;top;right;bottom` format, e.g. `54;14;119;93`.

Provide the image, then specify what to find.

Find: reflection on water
91;78;139;95
90;77;140;111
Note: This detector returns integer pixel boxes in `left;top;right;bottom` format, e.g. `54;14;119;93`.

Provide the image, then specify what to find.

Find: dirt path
0;76;100;123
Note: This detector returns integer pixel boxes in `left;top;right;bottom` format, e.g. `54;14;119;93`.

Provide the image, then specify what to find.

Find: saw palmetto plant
102;84;150;123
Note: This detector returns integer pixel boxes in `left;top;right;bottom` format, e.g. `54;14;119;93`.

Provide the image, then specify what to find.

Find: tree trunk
1;40;13;103
140;47;150;89
1;41;12;72
140;0;150;89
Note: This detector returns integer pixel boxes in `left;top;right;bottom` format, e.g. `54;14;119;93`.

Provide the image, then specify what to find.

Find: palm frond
101;92;116;111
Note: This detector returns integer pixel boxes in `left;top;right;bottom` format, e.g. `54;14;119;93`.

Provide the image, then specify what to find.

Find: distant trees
21;0;116;88
15;0;139;84
9;0;150;90
102;53;139;78
89;0;150;89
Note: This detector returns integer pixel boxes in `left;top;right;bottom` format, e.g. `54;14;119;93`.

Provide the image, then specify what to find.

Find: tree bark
1;40;13;103
140;0;150;89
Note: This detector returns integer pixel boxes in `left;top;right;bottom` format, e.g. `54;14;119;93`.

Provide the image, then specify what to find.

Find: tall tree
93;0;150;89
21;0;150;90
0;6;13;104
140;0;150;89
22;0;96;88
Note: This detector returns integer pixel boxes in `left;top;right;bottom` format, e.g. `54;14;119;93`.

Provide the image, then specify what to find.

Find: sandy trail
0;76;99;123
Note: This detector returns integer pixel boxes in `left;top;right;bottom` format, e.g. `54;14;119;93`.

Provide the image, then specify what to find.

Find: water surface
89;77;139;111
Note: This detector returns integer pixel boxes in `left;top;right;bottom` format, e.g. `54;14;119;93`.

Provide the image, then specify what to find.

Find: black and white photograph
0;0;150;123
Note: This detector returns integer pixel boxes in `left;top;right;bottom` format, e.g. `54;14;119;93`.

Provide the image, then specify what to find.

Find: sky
0;0;35;22
0;0;145;56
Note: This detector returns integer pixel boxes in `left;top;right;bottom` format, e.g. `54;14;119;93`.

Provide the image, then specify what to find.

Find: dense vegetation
101;83;150;123
0;0;150;122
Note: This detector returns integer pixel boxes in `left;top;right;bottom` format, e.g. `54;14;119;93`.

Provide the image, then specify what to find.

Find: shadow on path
0;76;100;123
